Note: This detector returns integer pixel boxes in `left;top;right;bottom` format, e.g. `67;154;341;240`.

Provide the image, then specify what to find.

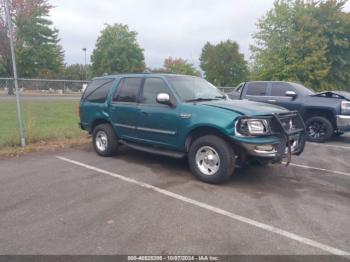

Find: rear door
136;77;179;149
109;77;143;140
242;82;269;103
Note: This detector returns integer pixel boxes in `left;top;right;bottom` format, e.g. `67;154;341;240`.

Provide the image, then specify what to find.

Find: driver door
268;82;301;111
136;77;179;149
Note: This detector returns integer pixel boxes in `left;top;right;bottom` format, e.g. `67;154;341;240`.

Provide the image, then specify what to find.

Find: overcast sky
49;0;350;69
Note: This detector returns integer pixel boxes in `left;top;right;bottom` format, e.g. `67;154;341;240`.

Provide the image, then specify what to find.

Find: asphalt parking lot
0;135;349;257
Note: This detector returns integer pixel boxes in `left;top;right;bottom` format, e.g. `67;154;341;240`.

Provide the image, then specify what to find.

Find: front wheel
305;116;334;143
92;123;119;156
188;135;235;184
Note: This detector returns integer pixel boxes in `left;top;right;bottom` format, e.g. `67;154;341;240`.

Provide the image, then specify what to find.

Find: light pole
82;48;87;80
4;0;26;147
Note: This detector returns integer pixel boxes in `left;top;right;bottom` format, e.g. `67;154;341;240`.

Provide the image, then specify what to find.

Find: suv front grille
271;111;305;136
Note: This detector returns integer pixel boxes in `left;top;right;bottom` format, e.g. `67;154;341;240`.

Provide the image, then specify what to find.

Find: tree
0;57;6;76
314;1;350;91
91;23;145;76
63;63;92;80
161;57;200;76
0;0;11;78
199;40;248;87
0;0;64;80
251;0;350;91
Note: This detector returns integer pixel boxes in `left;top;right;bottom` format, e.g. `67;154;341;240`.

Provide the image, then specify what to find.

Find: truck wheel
92;123;119;156
305;116;333;143
188;135;235;184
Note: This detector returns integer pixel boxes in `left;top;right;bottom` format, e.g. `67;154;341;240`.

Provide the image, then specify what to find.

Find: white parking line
57;156;350;257
307;142;350;150
282;162;350;177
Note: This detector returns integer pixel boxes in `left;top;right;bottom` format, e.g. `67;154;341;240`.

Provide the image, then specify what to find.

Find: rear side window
271;83;295;96
83;79;114;103
246;82;268;96
114;77;142;102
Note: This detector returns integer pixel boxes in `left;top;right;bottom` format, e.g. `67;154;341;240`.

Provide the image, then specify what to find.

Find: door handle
267;99;277;102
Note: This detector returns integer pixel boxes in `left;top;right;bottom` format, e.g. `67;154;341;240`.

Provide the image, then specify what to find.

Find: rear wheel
92;123;119;156
188;135;235;184
305;116;333;143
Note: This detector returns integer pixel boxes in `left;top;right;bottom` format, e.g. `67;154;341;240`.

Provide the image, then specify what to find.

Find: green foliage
199;40;248;87
251;0;350;91
91;23;145;76
63;64;92;80
0;57;6;76
16;0;64;78
0;0;65;78
162;57;201;76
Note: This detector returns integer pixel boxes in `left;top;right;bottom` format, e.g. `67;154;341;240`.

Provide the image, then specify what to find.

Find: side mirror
286;91;297;99
156;93;172;106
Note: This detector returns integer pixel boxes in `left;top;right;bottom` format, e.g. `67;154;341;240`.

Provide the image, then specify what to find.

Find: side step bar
119;140;185;159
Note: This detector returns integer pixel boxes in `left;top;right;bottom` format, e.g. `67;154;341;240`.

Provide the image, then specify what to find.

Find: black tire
188;135;235;184
305;116;333;143
92;123;119;157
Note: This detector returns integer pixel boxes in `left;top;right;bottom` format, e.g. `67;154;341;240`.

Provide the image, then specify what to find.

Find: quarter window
246;82;268;96
271;83;295;97
142;78;170;104
114;78;142;102
83;79;114;102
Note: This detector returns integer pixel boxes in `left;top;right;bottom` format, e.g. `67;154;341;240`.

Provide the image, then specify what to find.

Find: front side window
246;82;268;96
114;77;142;102
166;76;224;102
292;83;315;96
235;83;243;93
142;78;170;104
83;79;114;102
271;83;295;97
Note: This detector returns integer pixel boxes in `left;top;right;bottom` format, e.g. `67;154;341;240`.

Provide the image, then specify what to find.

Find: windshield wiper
185;98;218;102
215;95;226;99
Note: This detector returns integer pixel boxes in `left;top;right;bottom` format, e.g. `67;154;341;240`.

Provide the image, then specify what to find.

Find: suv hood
201;99;287;116
312;91;350;101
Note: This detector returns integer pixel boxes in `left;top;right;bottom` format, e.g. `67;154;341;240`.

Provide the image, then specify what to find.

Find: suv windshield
166;75;225;102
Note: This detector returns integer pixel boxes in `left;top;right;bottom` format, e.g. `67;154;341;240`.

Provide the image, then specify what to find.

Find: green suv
79;74;306;183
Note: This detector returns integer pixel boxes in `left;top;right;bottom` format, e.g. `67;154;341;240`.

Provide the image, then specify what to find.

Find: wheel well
185;126;234;152
304;109;336;128
90;118;111;133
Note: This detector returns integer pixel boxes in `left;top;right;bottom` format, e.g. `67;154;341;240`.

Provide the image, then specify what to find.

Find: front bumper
233;111;306;162
336;115;350;132
238;133;305;159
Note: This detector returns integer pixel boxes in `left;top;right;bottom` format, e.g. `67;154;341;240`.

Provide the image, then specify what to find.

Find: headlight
341;101;350;115
236;118;270;136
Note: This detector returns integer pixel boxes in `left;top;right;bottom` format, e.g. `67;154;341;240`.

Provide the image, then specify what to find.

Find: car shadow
112;146;291;187
85;144;348;200
331;134;350;144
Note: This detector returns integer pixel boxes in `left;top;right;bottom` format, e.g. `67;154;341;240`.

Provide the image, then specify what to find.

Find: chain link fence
0;78;235;95
0;78;89;95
